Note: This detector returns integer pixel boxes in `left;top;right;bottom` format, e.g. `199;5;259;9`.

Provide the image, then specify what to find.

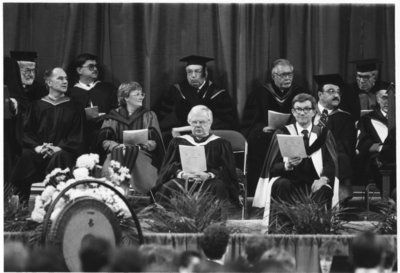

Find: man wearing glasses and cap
156;55;238;144
341;59;386;121
314;74;357;204
67;53;118;161
356;83;396;198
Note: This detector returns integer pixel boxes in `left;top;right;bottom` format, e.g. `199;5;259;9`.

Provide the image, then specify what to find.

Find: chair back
211;130;248;175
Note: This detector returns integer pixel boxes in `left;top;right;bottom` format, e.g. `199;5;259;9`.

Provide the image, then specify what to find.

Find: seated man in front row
253;93;337;210
155;105;240;206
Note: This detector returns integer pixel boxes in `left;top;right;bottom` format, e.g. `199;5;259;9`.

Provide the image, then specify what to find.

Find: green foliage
371;199;397;234
4;183;36;233
119;217;141;246
138;181;227;232
268;189;351;234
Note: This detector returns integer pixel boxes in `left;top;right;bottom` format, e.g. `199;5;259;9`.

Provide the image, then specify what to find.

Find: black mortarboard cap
180;55;214;66
350;58;382;72
313;74;345;91
10;51;37;62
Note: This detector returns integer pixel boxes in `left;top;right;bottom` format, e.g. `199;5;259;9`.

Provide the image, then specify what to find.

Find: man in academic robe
253;93;338;224
241;59;307;196
356;85;395;195
155;105;240;206
67;53;118;161
314;74;357;203
9;51;48;149
11;67;85;205
342;59;387;121
155;55;239;145
4;57;24;185
10;51;48;116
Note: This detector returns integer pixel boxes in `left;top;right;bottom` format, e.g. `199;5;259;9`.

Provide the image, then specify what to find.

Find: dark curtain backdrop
3;3;395;118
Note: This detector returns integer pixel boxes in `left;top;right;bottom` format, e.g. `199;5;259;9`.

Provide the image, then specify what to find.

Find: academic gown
338;83;361;122
68;81;118;158
253;124;338;208
11;95;85;202
240;82;306;196
155;134;240;205
98;106;165;193
356;107;390;187
14;81;49;151
156;79;239;143
315;109;357;180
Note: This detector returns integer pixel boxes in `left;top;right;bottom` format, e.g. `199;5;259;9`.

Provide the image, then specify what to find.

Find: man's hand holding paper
276;134;307;158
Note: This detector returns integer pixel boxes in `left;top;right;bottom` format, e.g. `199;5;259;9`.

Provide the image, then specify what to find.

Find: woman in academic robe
98;81;165;194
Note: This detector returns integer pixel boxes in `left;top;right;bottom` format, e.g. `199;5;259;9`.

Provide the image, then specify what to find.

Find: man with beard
10;51;48;114
9;51;48;153
155;55;238;144
241;59;307;196
11;67;85;205
67;53;118;161
314;74;357;203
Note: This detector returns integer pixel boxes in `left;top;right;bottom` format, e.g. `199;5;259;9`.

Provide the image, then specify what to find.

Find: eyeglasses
274;72;294;79
81;64;98;71
20;68;36;75
189;120;209;126
356;74;373;81
131;92;145;97
323;89;341;96
186;69;203;76
293;107;313;114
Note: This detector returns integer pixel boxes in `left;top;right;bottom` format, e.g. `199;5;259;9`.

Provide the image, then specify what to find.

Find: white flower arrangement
75;153;99;170
108;160;132;187
31;154;132;223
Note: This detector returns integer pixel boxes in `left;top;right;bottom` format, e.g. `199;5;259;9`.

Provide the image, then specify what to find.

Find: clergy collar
317;102;334;115
295;122;312;135
74;80;101;90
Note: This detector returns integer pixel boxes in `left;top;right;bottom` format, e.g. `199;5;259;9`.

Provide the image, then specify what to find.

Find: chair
211;130;249;220
171;127;249;219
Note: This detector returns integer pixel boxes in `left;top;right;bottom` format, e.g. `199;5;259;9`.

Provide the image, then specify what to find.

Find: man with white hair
356;83;395;196
10;51;48;118
241;59;307;196
155;105;240;205
11;67;85;205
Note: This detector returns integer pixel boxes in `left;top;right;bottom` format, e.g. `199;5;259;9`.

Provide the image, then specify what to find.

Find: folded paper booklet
85;106;99;120
276;134;307;158
268;110;291;129
179;145;207;173
123;129;148;145
360;109;373;117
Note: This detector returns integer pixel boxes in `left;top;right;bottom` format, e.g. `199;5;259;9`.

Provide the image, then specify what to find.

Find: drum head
47;197;121;272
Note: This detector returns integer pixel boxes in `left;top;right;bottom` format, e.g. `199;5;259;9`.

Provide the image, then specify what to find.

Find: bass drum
47;197;121;272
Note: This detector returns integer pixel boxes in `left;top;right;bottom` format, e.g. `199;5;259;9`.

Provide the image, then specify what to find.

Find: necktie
318;109;329;128
301;129;309;149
